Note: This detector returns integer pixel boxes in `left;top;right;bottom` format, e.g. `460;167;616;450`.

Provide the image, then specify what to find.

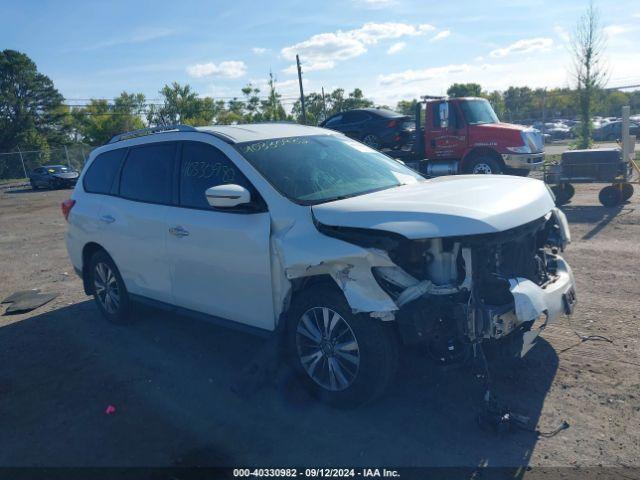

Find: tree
395;99;418;116
571;1;607;148
0;49;68;154
261;72;287;122
447;83;482;98
147;82;217;126
73;92;146;145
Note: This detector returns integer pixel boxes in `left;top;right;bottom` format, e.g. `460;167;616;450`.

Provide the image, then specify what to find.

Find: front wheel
463;156;503;175
286;286;399;408
599;185;622;207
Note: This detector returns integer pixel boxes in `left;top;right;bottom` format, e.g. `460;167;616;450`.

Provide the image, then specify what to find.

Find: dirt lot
0;181;638;470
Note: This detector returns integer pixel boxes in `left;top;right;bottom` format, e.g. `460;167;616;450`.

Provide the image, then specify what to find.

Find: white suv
64;123;576;407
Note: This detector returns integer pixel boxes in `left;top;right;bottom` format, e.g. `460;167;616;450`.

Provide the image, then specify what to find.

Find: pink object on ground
105;405;116;414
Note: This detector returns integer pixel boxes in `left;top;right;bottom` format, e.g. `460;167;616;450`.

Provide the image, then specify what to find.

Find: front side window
84;149;126;194
236;135;424;205
179;141;251;209
459;99;499;125
119;143;175;204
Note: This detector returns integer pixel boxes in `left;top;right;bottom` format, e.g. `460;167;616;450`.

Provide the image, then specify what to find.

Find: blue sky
2;0;639;107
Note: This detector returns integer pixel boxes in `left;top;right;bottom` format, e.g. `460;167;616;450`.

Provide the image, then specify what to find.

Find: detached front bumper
502;152;545;170
485;255;576;356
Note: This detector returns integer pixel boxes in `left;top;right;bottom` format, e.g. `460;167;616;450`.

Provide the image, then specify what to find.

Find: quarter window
83;148;126;194
179;142;251;209
119;143;175;204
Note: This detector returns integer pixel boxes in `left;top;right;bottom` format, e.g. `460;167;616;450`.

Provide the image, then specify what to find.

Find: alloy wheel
94;262;120;314
472;163;493;174
362;135;380;149
295;306;360;391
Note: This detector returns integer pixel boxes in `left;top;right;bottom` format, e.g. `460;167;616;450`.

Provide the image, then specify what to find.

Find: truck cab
412;97;544;176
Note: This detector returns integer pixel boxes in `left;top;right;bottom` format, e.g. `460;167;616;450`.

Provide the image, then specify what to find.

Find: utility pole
321;87;327;121
296;54;307;125
16;146;28;179
64;145;71;168
541;88;547;139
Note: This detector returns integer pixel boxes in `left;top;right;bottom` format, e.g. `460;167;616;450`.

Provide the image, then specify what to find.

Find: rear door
97;142;177;302
166;141;274;330
425;101;467;159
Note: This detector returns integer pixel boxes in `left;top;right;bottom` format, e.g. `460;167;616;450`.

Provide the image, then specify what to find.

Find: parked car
320;108;415;150
64;123;576;407
30;165;79;189
593;121;640;141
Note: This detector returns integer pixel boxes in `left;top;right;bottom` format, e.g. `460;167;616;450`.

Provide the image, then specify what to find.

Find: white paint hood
312;175;556;239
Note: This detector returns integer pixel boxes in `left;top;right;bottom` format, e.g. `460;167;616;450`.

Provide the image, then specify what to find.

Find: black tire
599;185;622;207
286;285;399;408
463;156;503;175
562;183;575;200
621;183;634;202
30;180;38;190
361;134;381;150
88;250;131;324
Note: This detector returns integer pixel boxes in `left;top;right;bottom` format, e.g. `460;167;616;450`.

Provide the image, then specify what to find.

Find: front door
166;141;274;331
425;101;467;159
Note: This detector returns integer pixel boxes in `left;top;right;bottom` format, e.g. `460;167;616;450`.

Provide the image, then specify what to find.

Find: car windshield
236;135;424;205
460;99;499;125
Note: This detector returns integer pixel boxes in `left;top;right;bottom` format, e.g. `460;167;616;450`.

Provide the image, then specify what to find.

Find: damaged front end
315;207;576;361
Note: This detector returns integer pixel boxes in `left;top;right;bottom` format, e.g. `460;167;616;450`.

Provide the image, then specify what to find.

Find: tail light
387;120;397;128
61;199;76;221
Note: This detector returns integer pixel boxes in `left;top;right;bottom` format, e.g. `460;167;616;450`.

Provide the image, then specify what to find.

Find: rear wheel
89;250;131;324
620;183;634;202
362;134;381;150
286;286;399;408
599;185;622;207
463;156;503;175
30;180;38;190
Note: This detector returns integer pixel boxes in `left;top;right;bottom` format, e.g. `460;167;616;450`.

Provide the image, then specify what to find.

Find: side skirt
129;293;273;339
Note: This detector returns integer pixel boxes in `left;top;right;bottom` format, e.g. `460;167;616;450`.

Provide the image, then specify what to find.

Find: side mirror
205;184;251;208
439;102;449;129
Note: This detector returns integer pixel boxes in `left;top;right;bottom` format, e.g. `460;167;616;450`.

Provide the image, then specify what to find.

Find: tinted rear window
83;149;126;194
119;143;175;204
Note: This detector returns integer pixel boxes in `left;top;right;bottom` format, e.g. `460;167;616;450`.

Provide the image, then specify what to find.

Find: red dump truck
394;97;545;176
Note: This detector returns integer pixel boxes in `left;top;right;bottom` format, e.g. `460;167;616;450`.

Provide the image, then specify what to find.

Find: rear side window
83;149;126;194
179;142;252;209
119;143;175;204
325;115;343;127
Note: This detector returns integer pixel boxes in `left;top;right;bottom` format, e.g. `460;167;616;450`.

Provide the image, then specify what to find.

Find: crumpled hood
312;175;555;239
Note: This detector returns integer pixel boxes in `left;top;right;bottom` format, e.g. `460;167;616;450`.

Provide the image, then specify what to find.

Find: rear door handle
100;215;115;224
169;226;189;237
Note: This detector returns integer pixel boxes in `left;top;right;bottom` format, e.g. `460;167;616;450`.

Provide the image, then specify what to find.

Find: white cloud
378;64;471;85
604;24;632;37
554;25;570;43
430;30;451;42
489;37;553;58
252;47;269;55
281;22;437;73
387;42;406;54
186;60;247;79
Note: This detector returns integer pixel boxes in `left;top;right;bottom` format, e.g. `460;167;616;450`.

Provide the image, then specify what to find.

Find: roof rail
107;124;197;144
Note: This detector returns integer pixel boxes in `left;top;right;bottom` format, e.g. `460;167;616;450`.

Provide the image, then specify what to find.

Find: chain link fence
0;144;91;182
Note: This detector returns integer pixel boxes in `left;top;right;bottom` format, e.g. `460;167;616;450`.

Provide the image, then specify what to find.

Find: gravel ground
0;182;638;470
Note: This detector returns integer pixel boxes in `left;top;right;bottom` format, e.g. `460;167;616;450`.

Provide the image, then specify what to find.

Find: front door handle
100;215;115;224
169;226;189;237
